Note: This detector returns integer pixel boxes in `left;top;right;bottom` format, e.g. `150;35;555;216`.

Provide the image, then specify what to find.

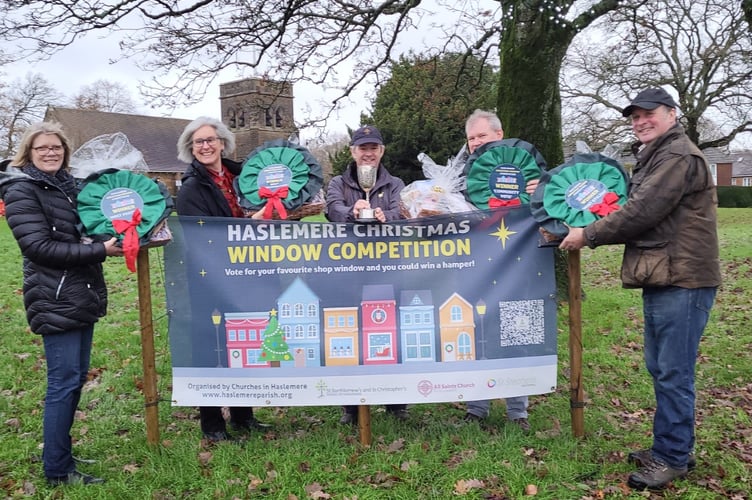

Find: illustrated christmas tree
260;309;292;367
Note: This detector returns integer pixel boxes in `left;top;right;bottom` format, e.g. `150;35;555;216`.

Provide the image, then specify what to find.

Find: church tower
219;78;296;161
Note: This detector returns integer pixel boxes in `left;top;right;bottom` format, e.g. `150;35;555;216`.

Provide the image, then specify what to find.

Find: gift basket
463;138;546;209
530;142;629;239
400;148;477;218
235;138;324;220
74;133;173;272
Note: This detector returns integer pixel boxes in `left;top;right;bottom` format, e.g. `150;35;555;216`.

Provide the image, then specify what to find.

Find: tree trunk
744;0;752;31
498;6;575;168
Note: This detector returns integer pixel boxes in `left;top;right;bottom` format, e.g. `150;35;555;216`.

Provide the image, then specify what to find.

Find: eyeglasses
32;145;64;154
192;136;220;147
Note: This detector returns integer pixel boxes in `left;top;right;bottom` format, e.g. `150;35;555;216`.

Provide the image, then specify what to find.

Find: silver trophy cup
356;165;377;220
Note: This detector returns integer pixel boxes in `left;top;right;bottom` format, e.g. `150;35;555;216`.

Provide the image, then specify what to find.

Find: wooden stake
567;249;585;437
137;248;160;445
357;405;372;446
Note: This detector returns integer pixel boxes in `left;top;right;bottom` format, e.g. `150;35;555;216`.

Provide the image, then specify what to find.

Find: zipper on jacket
55;270;67;300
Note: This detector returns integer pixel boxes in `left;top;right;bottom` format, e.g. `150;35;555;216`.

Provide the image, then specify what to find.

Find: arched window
281;304;291;317
458;332;472;357
307;324;317;338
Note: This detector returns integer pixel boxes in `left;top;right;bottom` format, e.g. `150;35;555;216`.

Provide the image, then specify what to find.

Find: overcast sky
1;1;496;145
2;31;364;144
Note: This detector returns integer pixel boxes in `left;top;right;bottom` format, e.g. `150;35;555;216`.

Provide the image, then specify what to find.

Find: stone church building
45;77;296;197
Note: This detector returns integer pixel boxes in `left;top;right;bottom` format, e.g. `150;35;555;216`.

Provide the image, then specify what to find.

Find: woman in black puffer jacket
0;122;123;486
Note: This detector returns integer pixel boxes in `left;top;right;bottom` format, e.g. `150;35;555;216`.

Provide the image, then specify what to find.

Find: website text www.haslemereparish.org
187;382;308;400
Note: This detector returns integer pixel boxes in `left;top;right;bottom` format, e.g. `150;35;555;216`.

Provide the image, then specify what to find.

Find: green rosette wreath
78;168;171;271
530;152;629;238
463;138;546;210
236;139;323;219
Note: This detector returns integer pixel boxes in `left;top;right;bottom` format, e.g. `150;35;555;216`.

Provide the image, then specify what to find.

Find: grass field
0;209;750;499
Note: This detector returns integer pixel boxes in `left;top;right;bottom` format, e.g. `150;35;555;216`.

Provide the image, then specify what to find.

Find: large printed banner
164;207;557;407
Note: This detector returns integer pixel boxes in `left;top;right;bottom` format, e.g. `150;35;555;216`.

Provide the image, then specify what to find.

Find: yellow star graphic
490;218;517;249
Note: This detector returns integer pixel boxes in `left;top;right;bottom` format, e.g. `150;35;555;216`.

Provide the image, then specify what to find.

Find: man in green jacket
559;88;721;490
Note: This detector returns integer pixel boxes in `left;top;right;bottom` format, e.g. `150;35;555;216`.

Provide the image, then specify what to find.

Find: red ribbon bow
112;208;142;273
259;186;289;220
488;197;521;209
589;191;621;217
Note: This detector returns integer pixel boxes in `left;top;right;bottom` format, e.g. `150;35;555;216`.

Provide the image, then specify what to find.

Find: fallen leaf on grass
365;471;400;488
304;482;331;499
123;463;140;474
246;475;264;491
534;418;561;438
15;481;36;496
444;449;477;469
454;478;484;494
198;451;212;466
400;460;417;471
386;438;405;453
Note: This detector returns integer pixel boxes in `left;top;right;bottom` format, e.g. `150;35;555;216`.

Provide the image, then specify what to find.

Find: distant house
612;145;739;187
731;151;752;187
45;106;191;196
704;148;734;187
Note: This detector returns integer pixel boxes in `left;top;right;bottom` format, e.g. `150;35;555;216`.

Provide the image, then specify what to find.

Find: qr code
497;299;545;347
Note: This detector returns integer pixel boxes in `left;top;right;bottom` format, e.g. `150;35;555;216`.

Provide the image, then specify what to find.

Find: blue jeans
466;396;528;420
643;286;716;469
42;326;94;478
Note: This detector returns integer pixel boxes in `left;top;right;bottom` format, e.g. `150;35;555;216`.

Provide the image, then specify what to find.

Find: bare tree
562;0;752;151
0;73;64;158
0;0;678;167
71;79;138;113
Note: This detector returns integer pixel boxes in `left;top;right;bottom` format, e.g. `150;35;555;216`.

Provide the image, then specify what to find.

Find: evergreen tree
260;310;292;365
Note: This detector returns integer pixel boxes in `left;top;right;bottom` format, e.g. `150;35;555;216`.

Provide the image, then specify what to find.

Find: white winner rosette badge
488;163;525;208
464;138;545;209
530;152;629;238
78;169;170;272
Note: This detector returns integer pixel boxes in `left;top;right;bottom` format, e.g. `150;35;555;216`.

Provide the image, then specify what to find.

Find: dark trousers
42;326;94;478
199;406;253;433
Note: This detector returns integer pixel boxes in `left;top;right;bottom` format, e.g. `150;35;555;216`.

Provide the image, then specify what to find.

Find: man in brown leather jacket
559;87;721;491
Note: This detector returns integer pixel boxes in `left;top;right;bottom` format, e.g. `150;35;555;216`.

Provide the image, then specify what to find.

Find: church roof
44;106;191;174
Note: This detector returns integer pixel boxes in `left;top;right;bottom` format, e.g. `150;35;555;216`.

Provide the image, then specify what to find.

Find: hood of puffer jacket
0;162;32;197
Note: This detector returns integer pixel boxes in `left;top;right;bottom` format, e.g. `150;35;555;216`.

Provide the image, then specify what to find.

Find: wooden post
137;248;160;445
567;249;585;437
357;405;372;446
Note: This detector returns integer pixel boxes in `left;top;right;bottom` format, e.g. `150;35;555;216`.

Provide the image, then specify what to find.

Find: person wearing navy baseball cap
559;87;720;490
349;125;384;146
326;125;404;225
621;87;679;117
325;125;408;425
